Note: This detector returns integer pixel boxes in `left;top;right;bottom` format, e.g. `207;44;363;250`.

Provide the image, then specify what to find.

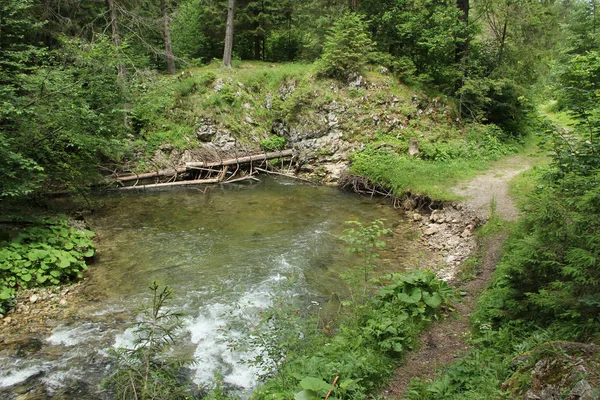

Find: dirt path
381;154;534;399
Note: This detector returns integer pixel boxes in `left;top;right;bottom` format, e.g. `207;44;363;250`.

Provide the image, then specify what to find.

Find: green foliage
104;282;195;399
458;77;532;134
365;271;456;355
317;13;374;79
260;136;287;151
349;125;520;200
251;221;454;400
340;219;391;301
0;219;95;313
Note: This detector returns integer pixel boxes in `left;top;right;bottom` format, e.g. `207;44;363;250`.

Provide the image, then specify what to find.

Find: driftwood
220;175;261;184
185;150;293;168
116;167;187;182
115;150;294;183
118;178;220;190
253;167;316;184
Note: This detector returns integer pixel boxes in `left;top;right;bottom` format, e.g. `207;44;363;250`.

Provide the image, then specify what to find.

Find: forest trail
382;153;535;399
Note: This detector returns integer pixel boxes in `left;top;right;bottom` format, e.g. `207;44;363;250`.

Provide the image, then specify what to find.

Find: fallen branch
185;150;293;168
115;167;187;182
254;167;316;184
220;175;261;184
118;178;220;190
325;376;339;400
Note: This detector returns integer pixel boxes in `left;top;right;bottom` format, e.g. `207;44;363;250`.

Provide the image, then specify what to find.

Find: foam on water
46;323;101;346
0;363;45;388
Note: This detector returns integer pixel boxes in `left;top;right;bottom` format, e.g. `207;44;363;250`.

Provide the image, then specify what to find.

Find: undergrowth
239;220;458;400
0;218;95;314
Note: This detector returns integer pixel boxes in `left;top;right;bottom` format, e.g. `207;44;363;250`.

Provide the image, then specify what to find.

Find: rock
279;80;296;100
244;115;257;125
348;72;365;88
569;380;594;399
409;137;420;157
430;210;439;222
424;225;441;236
266;93;272;110
196;119;218;142
412;213;422;222
29;294;39;304
327;112;338;127
214;78;224;91
59;299;67;306
4;316;12;324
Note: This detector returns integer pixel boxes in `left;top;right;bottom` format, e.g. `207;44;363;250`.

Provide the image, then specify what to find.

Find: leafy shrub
366;271;456;354
259;136;287;151
317;13;374;79
0;219;95;313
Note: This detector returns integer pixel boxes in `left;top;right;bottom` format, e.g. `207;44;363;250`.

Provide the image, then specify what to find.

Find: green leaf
28;249;48;261
57;256;71;268
398;288;422;304
295;390;319;400
36;274;48;284
50;270;61;278
21;273;32;282
83;248;94;257
299;377;333;392
422;292;443;308
0;286;13;300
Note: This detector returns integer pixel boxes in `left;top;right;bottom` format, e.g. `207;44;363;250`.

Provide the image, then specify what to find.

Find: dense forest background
3;0;597;200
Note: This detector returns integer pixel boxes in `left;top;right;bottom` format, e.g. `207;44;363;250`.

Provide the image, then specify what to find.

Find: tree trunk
223;0;235;68
351;0;358;10
106;0;126;79
161;0;176;75
455;0;469;64
498;17;508;64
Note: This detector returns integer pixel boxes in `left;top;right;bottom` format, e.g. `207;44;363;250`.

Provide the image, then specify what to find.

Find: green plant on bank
367;271;456;354
251;220;455;400
259;136;287;152
103;281;196;400
339;219;391;303
0;219;95;314
349;123;529;200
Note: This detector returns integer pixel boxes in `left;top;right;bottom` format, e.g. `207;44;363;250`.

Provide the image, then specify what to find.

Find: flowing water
0;177;413;399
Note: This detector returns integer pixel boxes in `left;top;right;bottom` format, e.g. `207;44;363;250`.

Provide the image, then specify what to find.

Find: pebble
29;294;39;304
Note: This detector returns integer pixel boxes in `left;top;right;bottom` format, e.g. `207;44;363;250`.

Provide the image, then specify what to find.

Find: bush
259;136;287;151
0;219;95;314
317;13;374;79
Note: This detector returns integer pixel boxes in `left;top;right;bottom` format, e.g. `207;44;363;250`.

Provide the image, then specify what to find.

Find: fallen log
118;178;220;190
116;167;187;182
253;167;316;184
220;175;261;184
114;150;294;183
185;149;293;168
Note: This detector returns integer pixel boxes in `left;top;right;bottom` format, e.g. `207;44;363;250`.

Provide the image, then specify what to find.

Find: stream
0;177;414;399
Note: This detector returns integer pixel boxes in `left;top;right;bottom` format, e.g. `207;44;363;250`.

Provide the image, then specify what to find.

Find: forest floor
381;153;536;398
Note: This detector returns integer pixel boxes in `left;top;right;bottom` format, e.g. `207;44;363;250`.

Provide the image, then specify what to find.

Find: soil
381;154;534;399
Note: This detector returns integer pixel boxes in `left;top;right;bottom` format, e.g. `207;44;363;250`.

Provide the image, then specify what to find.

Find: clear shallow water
0;177;408;398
